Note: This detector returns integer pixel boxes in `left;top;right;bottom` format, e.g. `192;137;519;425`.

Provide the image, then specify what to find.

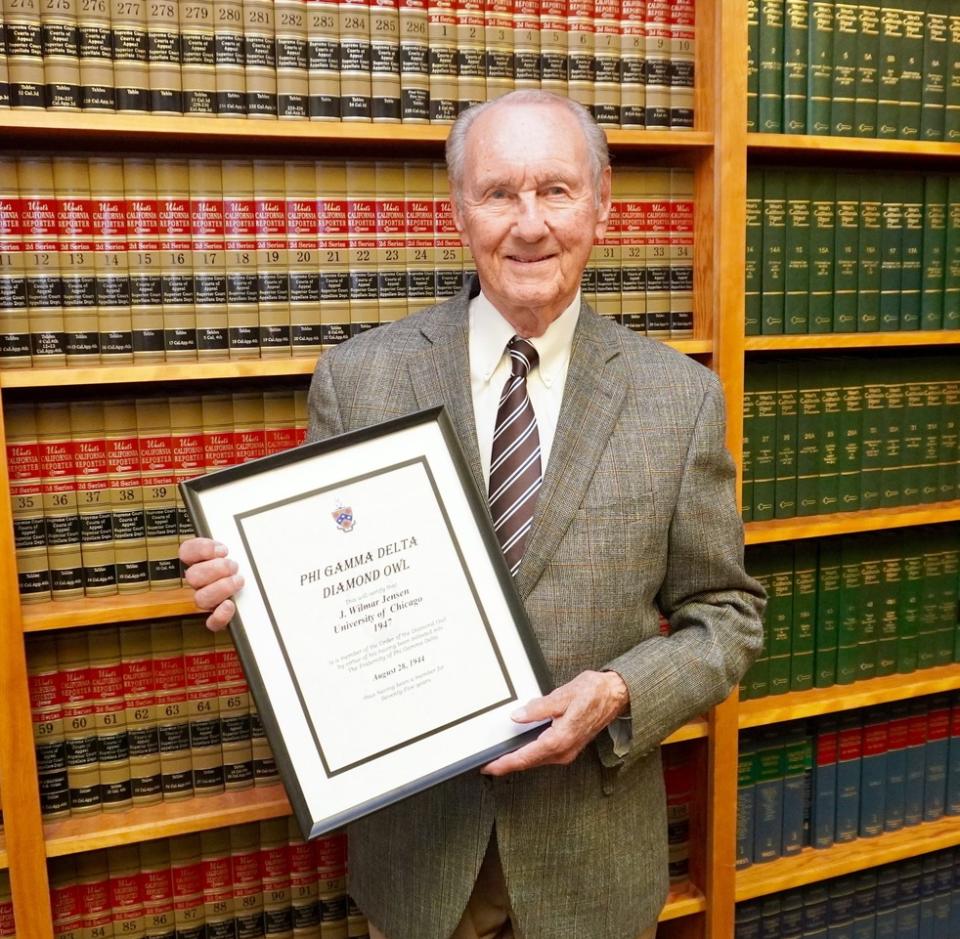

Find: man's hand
179;537;245;631
481;670;629;776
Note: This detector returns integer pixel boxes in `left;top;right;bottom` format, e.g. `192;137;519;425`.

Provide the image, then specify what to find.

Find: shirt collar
469;290;581;389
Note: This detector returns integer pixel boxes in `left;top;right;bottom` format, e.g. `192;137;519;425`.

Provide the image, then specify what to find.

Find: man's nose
512;192;549;240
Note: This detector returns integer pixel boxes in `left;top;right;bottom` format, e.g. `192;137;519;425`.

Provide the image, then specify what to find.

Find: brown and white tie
489;336;542;576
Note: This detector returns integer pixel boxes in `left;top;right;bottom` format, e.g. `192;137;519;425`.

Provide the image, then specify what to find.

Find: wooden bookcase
1;0;959;937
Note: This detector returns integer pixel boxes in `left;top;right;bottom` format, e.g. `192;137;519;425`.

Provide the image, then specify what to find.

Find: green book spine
791;540;817;690
943;175;960;329
877;0;903;138
901;365;925;505
785;171;811;333
744;550;773;698
937;362;957;503
936;537;958;666
808;0;834;134
758;0;785;132
819;359;842;514
752;361;778;521
775;358;799;518
898;0;923;138
897;530;923;672
861;369;885;509
767;543;795;695
742;370;757;522
796;359;823;516
920;174;947;330
747;0;760;131
880;359;906;507
815;537;842;687
831;1;858;134
762;169;786;334
783;0;808;133
899;174;924;329
838;357;863;511
857;538;882;680
834;173;860;331
876;532;902;676
857;175;883;331
920;0;948;140
920;360;943;504
745;172;763;335
879;180;904;330
809;173;836;332
837;534;864;684
944;12;960;141
854;2;880;136
918;532;943;670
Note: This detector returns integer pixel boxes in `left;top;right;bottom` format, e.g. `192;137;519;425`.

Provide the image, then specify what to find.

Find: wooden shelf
744;501;960;545
739;665;960;730
748;133;960;159
44;784;290;858
744;331;960;351
659;883;707;921
735;814;960;902
21;587;198;632
0;835;6;870
664;717;710;744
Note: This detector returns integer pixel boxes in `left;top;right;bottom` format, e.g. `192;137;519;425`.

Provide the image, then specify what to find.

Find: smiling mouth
507;254;555;264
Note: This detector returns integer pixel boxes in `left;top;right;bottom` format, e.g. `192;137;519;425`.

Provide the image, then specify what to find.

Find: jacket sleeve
306;353;346;443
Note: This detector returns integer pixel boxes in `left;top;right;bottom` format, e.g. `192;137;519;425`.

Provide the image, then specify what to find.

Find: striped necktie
488;336;542;576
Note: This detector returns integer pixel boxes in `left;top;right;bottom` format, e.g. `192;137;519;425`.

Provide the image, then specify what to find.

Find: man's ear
450;196;471;249
594;166;613;240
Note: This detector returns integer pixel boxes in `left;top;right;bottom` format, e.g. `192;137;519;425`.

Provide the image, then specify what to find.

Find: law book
216;626;253;790
170;833;205;939
860;367;884;509
89;156;134;362
920;853;940;933
26;632;70;816
201;391;236;476
0;6;9;107
857;706;888;837
288;820;320;939
773;359;798;518
426;0;457;122
854;1;880;137
668;168;693;336
662;747;693;885
875;532;900;676
345;897;367;939
919;367;943;505
316;160;351;347
50;856;81;939
818;360;841;514
432;163;462;301
483;0;514;102
921;173;947;329
566;0;593;113
880;359;906;507
307;0;341;119
904;697;927;825
591;179;621;324
200;828;236;939
944;176;960;328
924;693;951;821
253;160;291;354
856;175;882;331
790;541;816;690
737;734;758;867
345;161;379;335
137;396;181;588
618;168;645;333
250;695;278;785
834;710;863;842
830;1;857;135
938;537;958;662
181;617;224;794
373;161;406;325
644;168;671;335
741;551;770;697
146;0;182;114
455;0;484;111
836;535;864;684
157;159;198;360
643;0;669;128
213;0;246;115
403;160;436;317
946;694;960;816
40;0;80;109
938;366;959;503
781;724;810;854
314;831;347;935
757;0;783;133
150;619;193;799
108;845;147;939
187;159;228;358
814;537;841;687
396;0;428;119
221;160;260;357
0;154;30;365
897;532;923;673
873;865;898;933
339;0;372;120
243;0;277;117
140;840;177;939
119;622;162;804
833;172;860;332
180;0;217;114
283;160;321;355
945;10;960;142
275;0;309;118
744;171;762;335
901;370;925;507
76;850;112;939
898;0;923;139
837;361;862;512
811;716;838;848
538;0;567;98
920;0;948;140
752;727;785;862
877;701;908;833
766;544;793;695
230;822;265;939
56;631;102;812
855;540;880;680
879;182;904;331
591;0;618;125
2;0;45;107
760;168;785;334
77;0;114;109
260;818;293;939
619;0;645;127
876;0;902;138
370;0;401;120
668;0;693;129
170;395;203;555
110;0;149;111
795;360;823;518
918;535;941;668
784;170;810;334
747;362;775;521
87;625;132;810
779;0;806;134
806;0;831;134
233;389;267;465
900;174;924;329
896;859;923;934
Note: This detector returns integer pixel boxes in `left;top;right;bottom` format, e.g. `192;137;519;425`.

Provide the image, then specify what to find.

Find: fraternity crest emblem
332;504;355;532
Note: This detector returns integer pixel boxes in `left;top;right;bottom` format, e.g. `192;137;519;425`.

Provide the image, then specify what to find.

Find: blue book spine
814;717;839;848
828;875;857;939
835;712;863;842
933;849;954;937
924;695;951;821
885;702;910;832
896;859;922;938
804;884;830;939
905;700;928;826
782;726;809;855
754;728;785;862
951;845;960;937
875;865;900;939
737;735;758;869
780;889;805;937
859;706;888;837
761;896;782;938
853;869;878;939
919;854;939;939
945;693;960;815
735;899;762;939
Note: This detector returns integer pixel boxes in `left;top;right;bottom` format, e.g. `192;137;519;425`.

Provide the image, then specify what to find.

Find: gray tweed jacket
305;279;765;939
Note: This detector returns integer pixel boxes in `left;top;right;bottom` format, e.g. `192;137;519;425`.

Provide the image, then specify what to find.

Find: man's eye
490;189;508;199
546;186;567;196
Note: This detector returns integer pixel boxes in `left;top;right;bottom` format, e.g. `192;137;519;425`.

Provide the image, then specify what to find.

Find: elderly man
180;90;764;939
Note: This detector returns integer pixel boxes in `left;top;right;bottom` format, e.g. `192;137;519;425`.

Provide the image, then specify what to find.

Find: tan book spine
645;167;671;334
201;391;236;473
6;401;51;601
89;156;134;362
669;0;694;128
567;0;593;110
276;0;308;117
181;617;224;795
230;822;264;939
119;622;162;804
260;818;292;939
0;8;7;108
249;696;277;784
188;158;229;358
288;819;320;939
483;0;514;99
18;155;66;366
243;0;277;117
619;0;645;127
293;386;308;444
592;182;621;323
402;160;435;315
2;0;45;107
41;0;81;109
26;632;70;816
432;163;462;300
346;161;378;335
170;833;206;939
374;161;406;323
232;389;266;464
104;398;149;593
69;399;117;596
49;856;81;939
37;399;83;598
345;898;366;939
455;0;483;110
222;159;260;357
107;845;147;939
538;0;567;96
316;160;350;348
123;157;165;361
284;160;321;356
306;0;340;119
618;167;646;332
150;618;194;798
136;395;181;589
200;829;235;939
397;0;427;120
314;833;346;939
426;0;456;122
180;0;217;114
0;155;30;365
110;0;149;112
170;394;204;550
77;0;114;109
157;158;197;360
213;0;245;114
146;0;182;113
339;0;371;120
0;875;8;939
87;625;133;810
669;166;694;336
140;840;177;939
53;156;100;363
644;0;669;129
263;387;298;455
370;0;400;121
76;850;112;939
512;0;539;90
593;0;619;125
254;161;291;355
56;631;102;813
215;621;253;789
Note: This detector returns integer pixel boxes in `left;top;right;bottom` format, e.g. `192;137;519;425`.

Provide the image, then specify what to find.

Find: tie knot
507;336;538;379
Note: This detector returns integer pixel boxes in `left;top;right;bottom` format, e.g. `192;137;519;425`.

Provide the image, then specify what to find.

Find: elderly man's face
451;102;612;336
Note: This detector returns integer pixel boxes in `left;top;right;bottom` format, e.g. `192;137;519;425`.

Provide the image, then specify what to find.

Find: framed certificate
180;406;553;840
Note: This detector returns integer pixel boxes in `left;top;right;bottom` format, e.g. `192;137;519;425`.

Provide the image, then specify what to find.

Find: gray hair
445;91;610;209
